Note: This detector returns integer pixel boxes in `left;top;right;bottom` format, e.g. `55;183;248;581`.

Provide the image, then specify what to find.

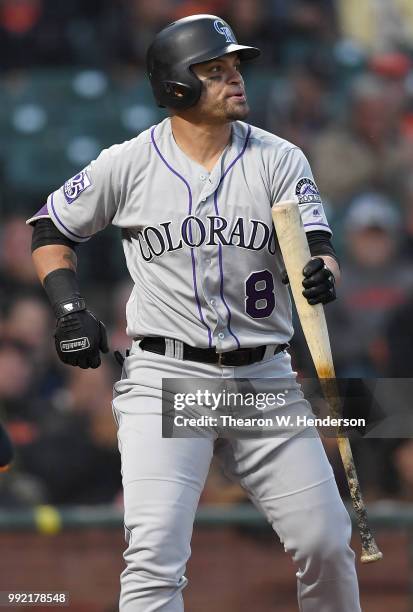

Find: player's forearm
31;243;108;369
32;245;77;285
319;255;340;284
305;231;339;285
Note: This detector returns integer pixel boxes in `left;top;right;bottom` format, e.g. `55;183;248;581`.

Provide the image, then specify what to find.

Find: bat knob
360;548;383;563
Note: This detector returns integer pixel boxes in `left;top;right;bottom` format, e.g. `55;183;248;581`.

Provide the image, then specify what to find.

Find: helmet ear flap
161;79;202;109
163;81;192;98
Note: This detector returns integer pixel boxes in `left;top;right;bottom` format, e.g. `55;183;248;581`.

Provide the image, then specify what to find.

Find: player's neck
170;115;232;173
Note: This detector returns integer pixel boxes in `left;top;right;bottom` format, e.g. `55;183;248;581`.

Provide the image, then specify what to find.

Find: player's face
191;53;249;122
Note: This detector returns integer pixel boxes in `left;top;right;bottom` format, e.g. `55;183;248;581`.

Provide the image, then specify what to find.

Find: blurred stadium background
1;0;413;610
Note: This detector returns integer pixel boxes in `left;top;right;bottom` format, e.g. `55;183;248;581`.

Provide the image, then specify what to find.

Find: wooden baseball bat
272;199;383;563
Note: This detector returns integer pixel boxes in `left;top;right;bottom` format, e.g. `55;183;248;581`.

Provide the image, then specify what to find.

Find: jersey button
201;197;207;202
218;332;225;340
200;174;206;181
210;299;216;306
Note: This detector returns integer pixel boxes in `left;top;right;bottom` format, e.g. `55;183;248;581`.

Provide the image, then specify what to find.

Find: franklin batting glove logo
214;20;236;43
60;337;91;352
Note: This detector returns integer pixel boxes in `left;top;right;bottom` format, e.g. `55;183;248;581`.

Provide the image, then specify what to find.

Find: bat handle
355;503;383;563
361;548;383;563
356;503;383;562
337;438;383;563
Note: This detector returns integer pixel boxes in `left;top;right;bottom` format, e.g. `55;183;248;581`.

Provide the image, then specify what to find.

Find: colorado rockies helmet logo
214;19;236;44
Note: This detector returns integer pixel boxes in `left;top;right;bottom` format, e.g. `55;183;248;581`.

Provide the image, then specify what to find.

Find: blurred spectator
384;290;413;377
0;0;71;69
326;192;413;376
0;337;59;433
16;361;121;504
369;51;412;126
2;295;52;361
400;175;413;261
391;440;413;500
287;0;338;43
337;0;413;53
271;0;337;41
0;216;43;311
224;0;283;67
0;339;46;454
65;360;116;416
172;1;225;21
0;0;113;70
321;436;383;501
310;73;411;209
270;0;338;72
380;440;413;501
0;0;46;70
0;340;33;404
1;294;65;399
267;64;333;152
0;341;49;505
102;0;175;69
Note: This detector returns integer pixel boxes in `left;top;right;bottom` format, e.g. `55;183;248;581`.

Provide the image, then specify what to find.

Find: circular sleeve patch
295;177;321;204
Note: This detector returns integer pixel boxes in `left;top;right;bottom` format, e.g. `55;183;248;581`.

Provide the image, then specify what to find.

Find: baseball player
0;423;14;472
28;14;360;612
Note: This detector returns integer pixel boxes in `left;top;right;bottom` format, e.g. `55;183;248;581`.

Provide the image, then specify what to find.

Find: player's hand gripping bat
272;199;383;563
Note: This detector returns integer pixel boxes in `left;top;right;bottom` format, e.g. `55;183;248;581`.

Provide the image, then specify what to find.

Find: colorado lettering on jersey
135;216;277;262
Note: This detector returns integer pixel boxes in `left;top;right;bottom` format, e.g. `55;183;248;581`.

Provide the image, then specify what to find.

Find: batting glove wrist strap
54;297;86;319
43;268;84;318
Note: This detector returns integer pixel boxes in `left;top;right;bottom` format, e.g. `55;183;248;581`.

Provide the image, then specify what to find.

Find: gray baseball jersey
27;117;331;350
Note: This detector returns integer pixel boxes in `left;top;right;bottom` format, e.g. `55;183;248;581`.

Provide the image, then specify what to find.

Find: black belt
137;337;288;367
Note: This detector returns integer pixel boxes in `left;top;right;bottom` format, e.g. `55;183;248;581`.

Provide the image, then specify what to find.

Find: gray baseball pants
112;343;361;611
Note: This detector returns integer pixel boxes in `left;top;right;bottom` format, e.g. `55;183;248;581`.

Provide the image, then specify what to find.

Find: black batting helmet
146;14;261;110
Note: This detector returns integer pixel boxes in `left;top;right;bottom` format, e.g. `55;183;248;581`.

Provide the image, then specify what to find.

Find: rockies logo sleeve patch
295;178;322;205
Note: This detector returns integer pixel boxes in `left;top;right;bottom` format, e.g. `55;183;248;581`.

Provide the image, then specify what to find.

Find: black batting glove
302;257;336;305
42;269;109;369
54;309;109;369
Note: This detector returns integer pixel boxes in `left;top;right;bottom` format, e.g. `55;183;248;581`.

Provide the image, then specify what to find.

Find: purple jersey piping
150;125;212;347
304;222;331;230
213;124;252;350
34;203;49;216
49;193;91;241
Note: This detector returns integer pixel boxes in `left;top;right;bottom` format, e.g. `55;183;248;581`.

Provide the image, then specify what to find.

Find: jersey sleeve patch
295;177;321;204
62;169;91;204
